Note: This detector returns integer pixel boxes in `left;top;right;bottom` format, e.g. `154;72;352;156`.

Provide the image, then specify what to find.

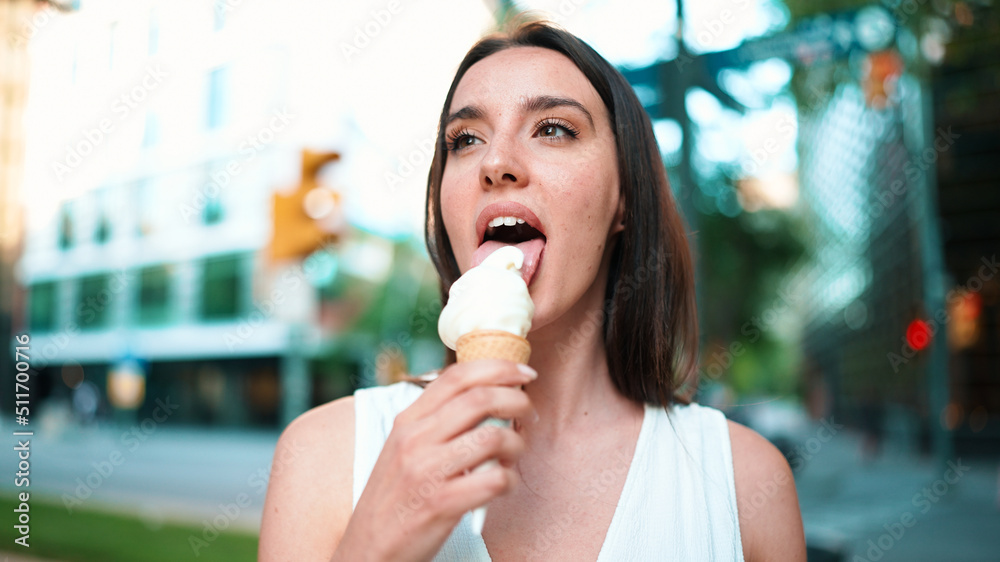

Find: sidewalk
795;425;1000;561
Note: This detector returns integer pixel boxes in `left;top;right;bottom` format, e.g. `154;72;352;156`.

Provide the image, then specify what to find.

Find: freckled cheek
440;185;472;255
551;189;606;231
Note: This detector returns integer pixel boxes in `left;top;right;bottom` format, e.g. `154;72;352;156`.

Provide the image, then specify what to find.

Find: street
0;419;277;533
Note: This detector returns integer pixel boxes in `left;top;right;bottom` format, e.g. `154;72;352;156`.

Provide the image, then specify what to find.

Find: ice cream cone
455;330;531;364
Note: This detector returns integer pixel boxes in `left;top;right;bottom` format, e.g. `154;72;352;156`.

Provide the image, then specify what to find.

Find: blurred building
17;1;303;428
795;3;999;460
619;2;999;462
796;65;942;457
931;4;1000;456
12;0;449;429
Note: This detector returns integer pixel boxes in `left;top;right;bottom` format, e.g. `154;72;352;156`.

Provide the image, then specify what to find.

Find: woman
260;20;806;561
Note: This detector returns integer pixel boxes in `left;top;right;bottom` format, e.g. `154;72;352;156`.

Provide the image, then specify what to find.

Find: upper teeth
488;216;526;228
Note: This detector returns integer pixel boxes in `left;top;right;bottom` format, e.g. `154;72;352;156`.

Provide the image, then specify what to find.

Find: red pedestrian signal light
905;319;932;351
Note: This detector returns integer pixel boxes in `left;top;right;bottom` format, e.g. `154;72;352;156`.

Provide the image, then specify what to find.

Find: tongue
471;238;545;286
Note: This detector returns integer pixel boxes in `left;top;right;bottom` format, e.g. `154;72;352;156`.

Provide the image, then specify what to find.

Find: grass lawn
0;494;258;562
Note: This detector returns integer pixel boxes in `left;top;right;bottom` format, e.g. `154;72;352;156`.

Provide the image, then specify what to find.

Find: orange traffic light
863;49;903;109
269;150;341;261
948;290;981;350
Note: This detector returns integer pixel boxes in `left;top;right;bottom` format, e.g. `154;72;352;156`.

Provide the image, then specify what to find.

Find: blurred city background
0;0;997;560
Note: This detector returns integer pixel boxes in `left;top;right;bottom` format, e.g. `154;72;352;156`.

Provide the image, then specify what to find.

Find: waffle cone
455;330;531;364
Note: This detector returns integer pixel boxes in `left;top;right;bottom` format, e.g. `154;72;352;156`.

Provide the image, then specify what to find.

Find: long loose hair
425;20;698;407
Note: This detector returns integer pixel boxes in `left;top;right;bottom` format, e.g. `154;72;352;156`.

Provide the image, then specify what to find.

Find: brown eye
446;130;483;152
535;120;578;139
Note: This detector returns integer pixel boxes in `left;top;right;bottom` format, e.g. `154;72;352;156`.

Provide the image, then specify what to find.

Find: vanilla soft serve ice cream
438;245;534;350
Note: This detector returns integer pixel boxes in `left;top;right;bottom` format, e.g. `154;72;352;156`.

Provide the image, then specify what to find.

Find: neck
522;270;641;441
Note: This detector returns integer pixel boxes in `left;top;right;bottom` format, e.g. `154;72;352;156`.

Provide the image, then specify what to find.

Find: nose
479;137;528;191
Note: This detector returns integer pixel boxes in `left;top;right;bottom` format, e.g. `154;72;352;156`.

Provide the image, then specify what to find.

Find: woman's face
441;46;622;334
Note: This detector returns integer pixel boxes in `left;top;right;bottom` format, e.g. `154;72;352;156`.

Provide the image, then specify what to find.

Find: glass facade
136;265;172;325
200;254;244;320
76;274;110;330
28;281;57;333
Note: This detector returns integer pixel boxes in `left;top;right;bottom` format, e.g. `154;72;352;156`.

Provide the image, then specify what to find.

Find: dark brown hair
424;20;698;407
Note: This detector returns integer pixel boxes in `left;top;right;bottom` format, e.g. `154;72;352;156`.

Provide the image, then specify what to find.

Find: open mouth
473;202;547;286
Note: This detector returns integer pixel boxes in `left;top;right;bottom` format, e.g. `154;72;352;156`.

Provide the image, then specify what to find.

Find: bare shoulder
259;396;355;562
727;420;806;562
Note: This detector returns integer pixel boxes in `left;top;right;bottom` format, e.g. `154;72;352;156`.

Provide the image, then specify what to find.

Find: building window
94;189;112;244
201;162;227;225
58;202;74;250
201;254;243;320
206;67;229;130
29;282;57;333
136;265;171;325
77;274;111;330
134;179;153;236
203;198;223;224
142;112;161;147
95;215;111;244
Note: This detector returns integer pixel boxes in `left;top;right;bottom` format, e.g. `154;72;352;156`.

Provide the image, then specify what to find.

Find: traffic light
948;290;982;350
863;49;903;109
905;318;932;352
269;150;341;261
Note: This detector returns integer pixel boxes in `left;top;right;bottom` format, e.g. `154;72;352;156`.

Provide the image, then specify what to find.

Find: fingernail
516;364;538;379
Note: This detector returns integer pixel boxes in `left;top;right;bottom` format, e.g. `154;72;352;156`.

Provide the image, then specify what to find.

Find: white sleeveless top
352;382;745;561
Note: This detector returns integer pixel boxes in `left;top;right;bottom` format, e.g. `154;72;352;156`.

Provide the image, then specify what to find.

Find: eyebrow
444;105;484;127
444;95;595;129
523;95;594;129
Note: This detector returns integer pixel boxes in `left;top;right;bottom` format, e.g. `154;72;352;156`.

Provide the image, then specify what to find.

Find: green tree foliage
697;204;809;396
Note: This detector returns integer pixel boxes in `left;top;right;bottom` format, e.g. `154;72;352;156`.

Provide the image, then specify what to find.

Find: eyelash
445;118;581;152
535;117;580;139
446;128;476;152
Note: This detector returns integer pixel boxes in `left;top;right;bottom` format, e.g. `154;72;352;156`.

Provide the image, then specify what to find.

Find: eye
539;125;564;137
447;129;483;152
535;119;580;140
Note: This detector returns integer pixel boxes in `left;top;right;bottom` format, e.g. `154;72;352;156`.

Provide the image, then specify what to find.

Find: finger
434;465;519;521
421;385;534;443
400;359;536;423
439;424;526;478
